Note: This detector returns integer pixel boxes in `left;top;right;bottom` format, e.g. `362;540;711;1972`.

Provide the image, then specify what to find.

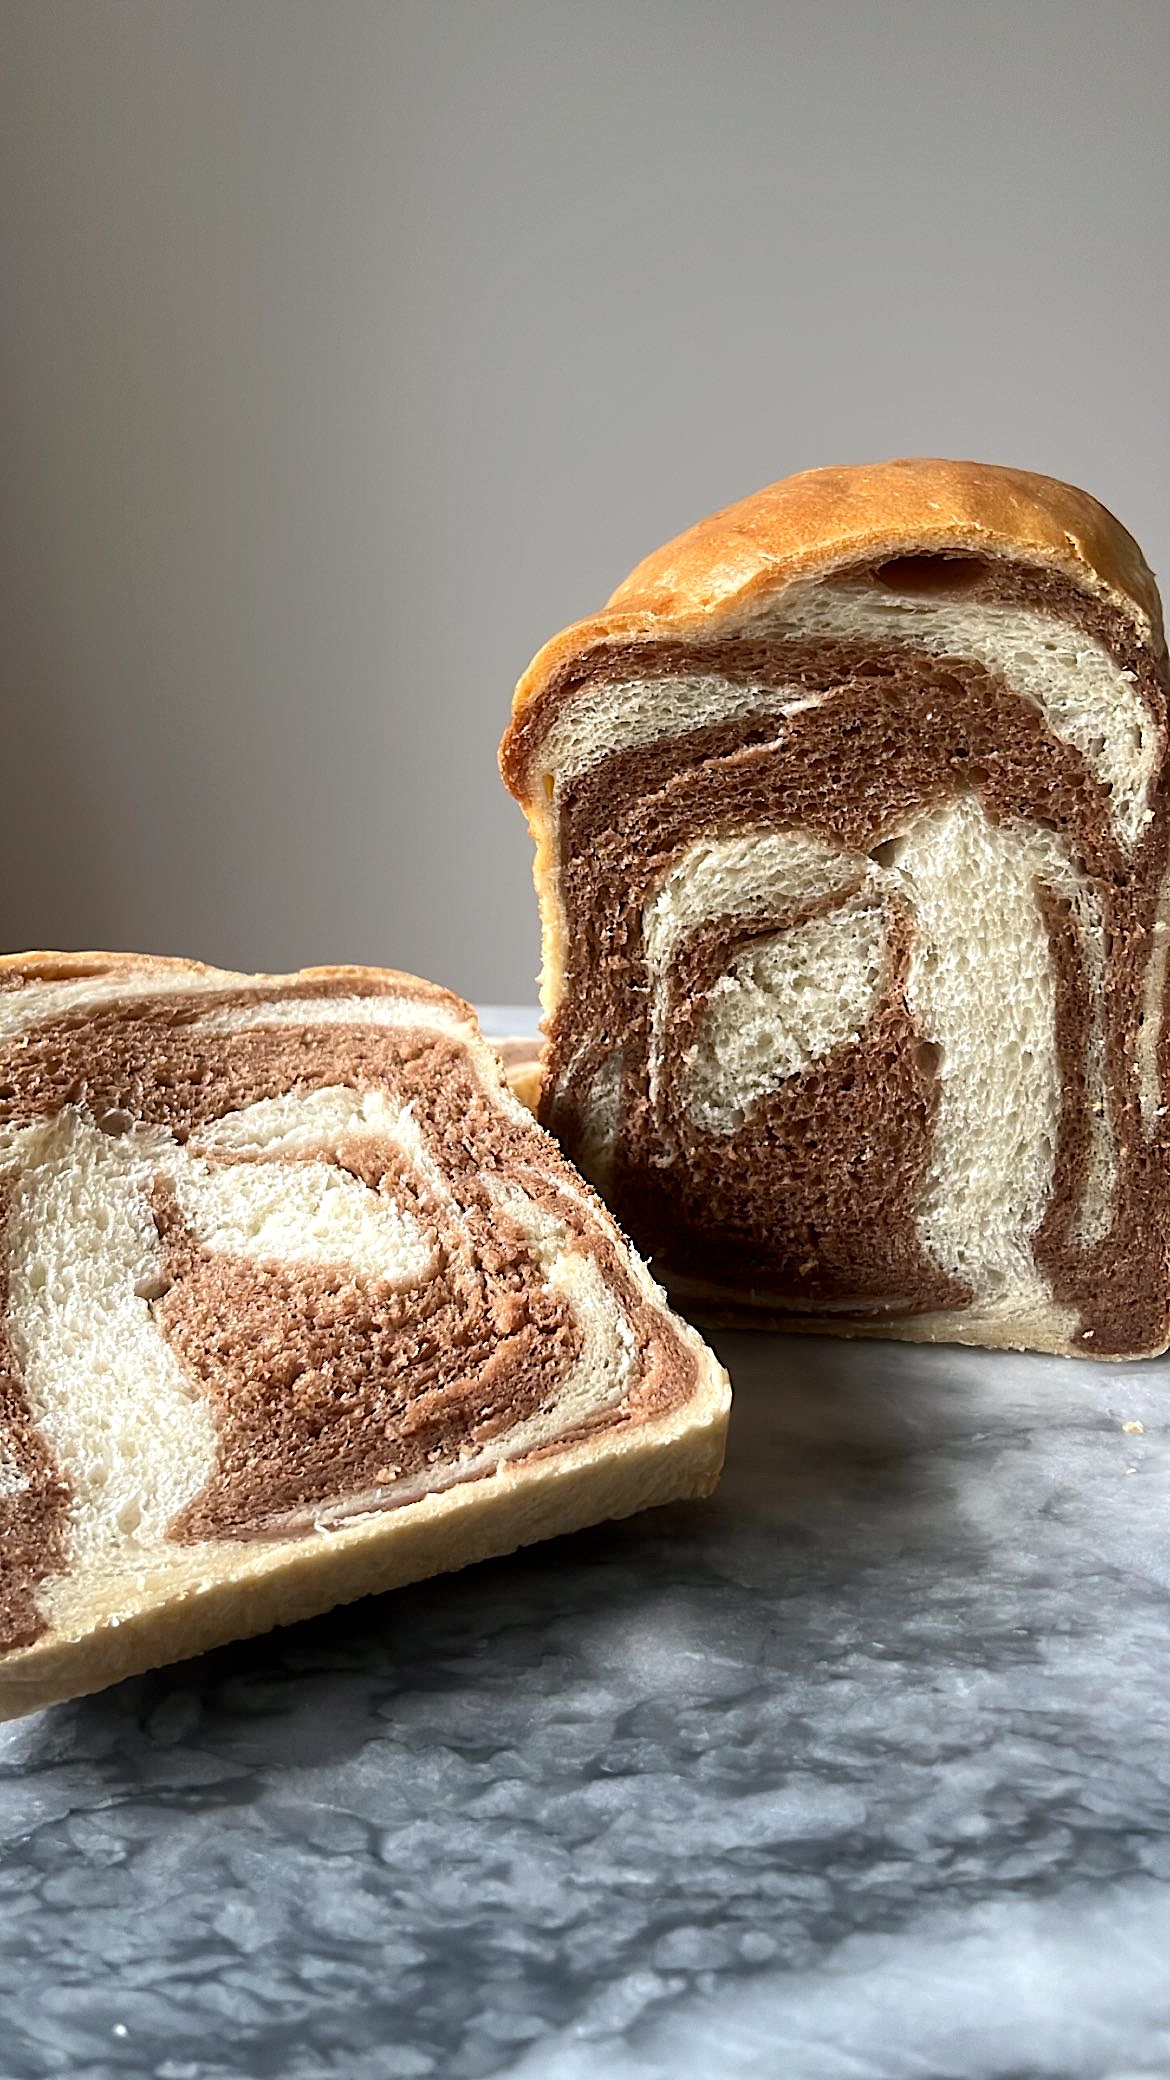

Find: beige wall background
1;0;1167;1002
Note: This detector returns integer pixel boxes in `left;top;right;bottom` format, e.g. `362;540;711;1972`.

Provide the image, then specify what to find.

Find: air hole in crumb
870;837;904;869
932;671;967;699
914;1040;944;1080
873;554;991;597
134;1274;172;1302
96;1108;135;1137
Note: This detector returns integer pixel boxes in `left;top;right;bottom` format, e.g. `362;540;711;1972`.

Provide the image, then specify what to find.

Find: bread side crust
669;1271;1170;1360
674;1295;1110;1359
0;1358;730;1720
500;1055;543;1114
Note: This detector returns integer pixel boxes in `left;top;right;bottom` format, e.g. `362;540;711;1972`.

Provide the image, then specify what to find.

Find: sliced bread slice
0;952;728;1718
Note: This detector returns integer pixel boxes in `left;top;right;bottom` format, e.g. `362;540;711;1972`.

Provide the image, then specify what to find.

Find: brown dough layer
534;566;1170;1353
642;894;968;1316
0;982;697;1648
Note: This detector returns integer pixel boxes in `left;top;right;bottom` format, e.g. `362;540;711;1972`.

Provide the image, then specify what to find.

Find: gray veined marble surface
2;1015;1170;2080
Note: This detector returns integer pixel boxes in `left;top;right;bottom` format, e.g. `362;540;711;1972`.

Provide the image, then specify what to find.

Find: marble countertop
2;1015;1169;2079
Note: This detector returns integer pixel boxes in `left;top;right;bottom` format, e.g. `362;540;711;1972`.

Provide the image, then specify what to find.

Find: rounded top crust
502;458;1165;797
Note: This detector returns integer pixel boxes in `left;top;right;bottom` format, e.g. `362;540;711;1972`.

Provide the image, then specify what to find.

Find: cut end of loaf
503;465;1170;1361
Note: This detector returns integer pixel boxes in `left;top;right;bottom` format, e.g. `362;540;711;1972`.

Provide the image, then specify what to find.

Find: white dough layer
900;796;1109;1300
641;828;888;1130
0;974;470;1047
685;898;888;1135
0;1444;32;1498
192;1085;414;1158
0;967;238;1041
5;1115;221;1635
539;676;830;788
643;829;866;980
171;1158;438;1289
191;994;469;1038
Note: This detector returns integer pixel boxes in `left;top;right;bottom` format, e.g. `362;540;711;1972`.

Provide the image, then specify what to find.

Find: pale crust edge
676;1296;1166;1362
0;1338;730;1721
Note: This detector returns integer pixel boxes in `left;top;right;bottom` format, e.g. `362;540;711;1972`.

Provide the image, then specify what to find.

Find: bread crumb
1122;1419;1144;1435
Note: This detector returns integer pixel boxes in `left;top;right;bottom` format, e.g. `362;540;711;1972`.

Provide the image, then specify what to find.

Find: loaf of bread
0;953;728;1718
501;459;1170;1358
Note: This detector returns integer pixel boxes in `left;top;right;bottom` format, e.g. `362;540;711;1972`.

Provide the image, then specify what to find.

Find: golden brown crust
490;1035;544;1115
501;459;1165;808
608;458;1163;631
504;1059;543;1115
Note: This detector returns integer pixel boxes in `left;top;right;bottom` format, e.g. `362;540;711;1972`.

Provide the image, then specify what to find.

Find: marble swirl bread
501;458;1170;1359
0;953;729;1718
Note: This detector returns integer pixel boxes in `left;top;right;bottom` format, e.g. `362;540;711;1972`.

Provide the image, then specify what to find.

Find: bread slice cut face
501;458;1170;1358
0;953;728;1717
